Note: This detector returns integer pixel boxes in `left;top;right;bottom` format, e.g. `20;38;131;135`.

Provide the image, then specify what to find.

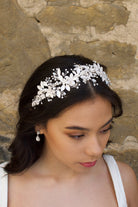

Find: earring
36;131;40;142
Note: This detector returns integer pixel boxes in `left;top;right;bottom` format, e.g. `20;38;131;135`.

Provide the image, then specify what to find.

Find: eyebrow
101;117;113;128
65;117;113;131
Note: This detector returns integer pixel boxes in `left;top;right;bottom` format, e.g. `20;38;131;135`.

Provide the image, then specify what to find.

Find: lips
80;160;97;168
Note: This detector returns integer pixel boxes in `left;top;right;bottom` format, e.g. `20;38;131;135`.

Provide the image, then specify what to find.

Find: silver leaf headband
32;62;110;107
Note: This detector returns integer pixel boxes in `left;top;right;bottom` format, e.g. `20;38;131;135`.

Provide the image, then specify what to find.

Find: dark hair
4;55;122;174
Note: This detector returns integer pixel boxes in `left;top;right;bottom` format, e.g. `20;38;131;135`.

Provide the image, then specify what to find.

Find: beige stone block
0;89;20;137
80;0;97;7
0;0;50;91
17;0;47;16
47;0;80;6
36;3;129;33
70;40;136;75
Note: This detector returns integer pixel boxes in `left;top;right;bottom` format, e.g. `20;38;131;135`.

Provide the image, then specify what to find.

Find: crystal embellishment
32;62;110;107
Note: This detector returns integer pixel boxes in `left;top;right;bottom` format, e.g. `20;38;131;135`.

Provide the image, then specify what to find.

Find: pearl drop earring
36;131;40;142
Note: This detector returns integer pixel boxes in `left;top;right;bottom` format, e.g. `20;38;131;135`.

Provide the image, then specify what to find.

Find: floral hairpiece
32;62;110;107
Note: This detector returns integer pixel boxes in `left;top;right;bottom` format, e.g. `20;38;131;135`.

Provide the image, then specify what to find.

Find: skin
8;95;138;207
37;95;113;177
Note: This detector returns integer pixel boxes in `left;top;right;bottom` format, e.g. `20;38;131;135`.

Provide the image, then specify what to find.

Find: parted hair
4;55;123;174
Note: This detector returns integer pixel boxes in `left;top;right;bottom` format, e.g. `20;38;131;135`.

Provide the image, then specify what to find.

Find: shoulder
117;161;138;207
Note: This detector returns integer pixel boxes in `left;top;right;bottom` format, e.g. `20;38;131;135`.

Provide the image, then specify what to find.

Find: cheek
44;131;72;153
105;133;110;145
100;132;110;146
45;133;78;163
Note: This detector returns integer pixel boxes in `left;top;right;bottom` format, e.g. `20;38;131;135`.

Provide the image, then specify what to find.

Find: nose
84;135;103;157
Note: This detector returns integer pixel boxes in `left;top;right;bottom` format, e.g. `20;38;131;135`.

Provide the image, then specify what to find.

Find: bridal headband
32;62;110;107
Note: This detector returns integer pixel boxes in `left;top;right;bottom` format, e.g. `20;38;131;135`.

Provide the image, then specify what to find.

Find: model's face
41;96;112;173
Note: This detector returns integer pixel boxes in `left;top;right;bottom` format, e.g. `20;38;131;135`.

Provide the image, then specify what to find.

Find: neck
33;147;80;180
29;146;103;182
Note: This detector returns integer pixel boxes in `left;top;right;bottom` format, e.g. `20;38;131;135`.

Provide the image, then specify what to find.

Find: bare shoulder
117;161;138;207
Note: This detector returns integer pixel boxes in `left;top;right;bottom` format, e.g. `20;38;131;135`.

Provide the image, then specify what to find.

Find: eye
69;134;85;140
100;125;113;134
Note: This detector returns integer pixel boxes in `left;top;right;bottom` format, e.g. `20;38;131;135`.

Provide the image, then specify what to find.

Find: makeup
80;161;97;168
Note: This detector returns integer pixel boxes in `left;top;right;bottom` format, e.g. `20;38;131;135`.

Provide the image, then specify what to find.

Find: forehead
53;96;112;127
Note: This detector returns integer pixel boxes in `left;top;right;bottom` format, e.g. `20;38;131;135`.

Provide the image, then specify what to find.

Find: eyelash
69;134;85;139
69;125;113;140
100;125;113;134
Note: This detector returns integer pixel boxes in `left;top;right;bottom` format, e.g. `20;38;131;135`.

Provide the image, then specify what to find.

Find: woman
0;55;137;207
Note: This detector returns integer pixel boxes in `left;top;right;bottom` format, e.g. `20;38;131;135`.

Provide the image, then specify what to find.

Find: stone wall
0;0;138;178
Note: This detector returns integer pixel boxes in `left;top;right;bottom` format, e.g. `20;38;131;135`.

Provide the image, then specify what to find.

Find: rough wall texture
0;0;138;178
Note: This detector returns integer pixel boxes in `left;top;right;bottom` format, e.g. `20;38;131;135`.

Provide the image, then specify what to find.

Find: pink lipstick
80;161;97;168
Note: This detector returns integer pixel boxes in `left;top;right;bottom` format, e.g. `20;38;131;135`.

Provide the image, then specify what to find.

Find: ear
35;125;47;135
